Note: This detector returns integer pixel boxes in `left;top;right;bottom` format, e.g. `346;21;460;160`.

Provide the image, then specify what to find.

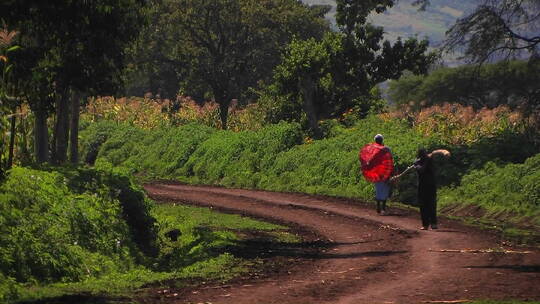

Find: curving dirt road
144;182;540;304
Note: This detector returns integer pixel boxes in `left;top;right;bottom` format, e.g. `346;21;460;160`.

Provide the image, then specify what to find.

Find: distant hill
304;0;481;65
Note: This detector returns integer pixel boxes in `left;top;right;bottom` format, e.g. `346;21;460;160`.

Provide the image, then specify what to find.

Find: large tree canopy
263;0;434;136
125;0;331;129
1;0;147;163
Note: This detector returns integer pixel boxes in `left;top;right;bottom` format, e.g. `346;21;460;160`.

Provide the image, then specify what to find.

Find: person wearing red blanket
371;134;393;215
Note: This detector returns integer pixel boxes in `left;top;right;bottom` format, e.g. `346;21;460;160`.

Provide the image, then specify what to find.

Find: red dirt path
143;183;540;304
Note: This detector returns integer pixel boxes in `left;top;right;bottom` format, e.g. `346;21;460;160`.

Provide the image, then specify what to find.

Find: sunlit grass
9;203;297;303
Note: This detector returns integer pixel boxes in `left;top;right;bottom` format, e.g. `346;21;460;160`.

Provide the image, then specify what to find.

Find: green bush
0;274;19;303
439;153;540;226
0;164;302;303
81;114;539;232
79;120;124;165
83;122;216;177
388;60;540;109
0;167;140;284
84;116;437;203
182;122;303;187
260;116;436;202
54;166;159;258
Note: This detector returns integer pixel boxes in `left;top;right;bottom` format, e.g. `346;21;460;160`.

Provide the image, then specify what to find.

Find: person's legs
419;203;429;229
375;182;389;214
381;200;387;215
430;200;438;229
426;188;438;229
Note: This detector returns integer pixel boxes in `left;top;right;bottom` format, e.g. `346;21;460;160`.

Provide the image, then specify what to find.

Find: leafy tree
123;2;183;100
263;0;434;136
1;0;147;164
268;33;343;137
125;0;331;129
446;0;540;62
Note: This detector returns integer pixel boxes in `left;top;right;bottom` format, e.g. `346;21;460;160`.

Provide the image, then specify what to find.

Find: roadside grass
15;254;245;303
80;115;540;245
2;171;298;304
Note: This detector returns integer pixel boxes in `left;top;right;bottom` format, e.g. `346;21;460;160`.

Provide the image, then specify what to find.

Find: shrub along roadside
82;117;437;203
0;167;147;302
439;153;540;228
81;115;540;239
0;166;298;303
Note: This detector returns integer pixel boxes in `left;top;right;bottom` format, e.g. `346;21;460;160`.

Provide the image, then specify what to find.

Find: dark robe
414;155;437;226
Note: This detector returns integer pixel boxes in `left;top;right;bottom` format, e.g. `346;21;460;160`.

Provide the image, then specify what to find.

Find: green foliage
125;0;331;129
0;274;19;303
181;122;304;187
85;121;304;187
263;0;434;133
1;0;149;164
439;153;540;227
260;116;433;203
388;60;540;110
84;116;433;203
81;122;217;177
265;32;345;127
0;167;141;284
153;204;282;270
83;109;540;234
79;120;123;165
0;165;296;303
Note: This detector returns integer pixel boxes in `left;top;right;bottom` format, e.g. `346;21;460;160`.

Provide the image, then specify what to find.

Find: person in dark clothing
414;148;438;230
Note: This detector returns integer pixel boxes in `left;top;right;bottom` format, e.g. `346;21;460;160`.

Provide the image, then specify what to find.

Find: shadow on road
225;237;407;260
433;229;467;233
465;264;540;273
18;294;129;304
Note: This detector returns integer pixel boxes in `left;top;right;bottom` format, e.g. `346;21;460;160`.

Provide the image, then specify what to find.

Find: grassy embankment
80;112;540;243
0;166;296;303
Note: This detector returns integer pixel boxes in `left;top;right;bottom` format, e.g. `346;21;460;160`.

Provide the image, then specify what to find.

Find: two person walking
361;134;448;230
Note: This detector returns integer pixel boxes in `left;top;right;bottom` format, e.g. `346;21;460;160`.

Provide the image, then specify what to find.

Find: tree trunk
299;77;321;138
34;104;49;163
54;91;70;164
7;114;16;169
69;92;81;164
214;86;230;130
219;101;229;130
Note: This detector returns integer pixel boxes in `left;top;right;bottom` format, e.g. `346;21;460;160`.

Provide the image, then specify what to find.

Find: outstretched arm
390;165;415;181
429;149;451;157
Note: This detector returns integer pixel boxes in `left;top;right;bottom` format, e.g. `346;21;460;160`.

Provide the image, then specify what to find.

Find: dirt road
144;183;540;304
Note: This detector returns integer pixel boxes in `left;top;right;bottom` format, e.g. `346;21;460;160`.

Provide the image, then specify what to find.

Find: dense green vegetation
2;1;539;303
388;60;540;111
439;154;540;227
0;166;296;303
80;114;540;232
